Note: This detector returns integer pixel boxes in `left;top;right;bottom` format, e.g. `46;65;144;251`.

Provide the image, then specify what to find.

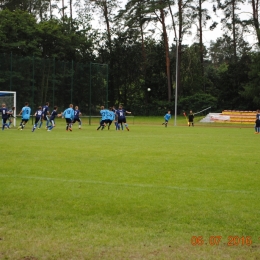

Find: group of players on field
97;105;131;131
0;102;132;132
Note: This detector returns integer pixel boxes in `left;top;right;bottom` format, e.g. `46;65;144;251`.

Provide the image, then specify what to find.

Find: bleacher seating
221;110;256;123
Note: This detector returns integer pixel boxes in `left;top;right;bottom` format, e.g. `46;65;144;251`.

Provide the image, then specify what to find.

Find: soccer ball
147;88;151;91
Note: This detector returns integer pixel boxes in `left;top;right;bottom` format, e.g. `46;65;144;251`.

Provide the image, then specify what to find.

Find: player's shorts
35;117;41;124
100;120;106;125
106;119;112;125
256;119;260;127
164;120;169;123
2;118;8;124
22;119;29;123
73;118;81;123
65;118;72;124
118;118;126;124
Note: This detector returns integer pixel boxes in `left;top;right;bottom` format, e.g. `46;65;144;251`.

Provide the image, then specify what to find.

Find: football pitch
1;119;260;259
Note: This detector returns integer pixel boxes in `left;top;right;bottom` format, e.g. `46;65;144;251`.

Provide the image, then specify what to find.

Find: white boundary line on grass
0;174;257;194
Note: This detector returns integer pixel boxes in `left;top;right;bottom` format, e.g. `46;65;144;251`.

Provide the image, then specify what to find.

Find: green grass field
1;117;260;260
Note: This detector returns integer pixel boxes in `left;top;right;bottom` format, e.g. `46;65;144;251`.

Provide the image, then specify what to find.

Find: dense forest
0;0;260;114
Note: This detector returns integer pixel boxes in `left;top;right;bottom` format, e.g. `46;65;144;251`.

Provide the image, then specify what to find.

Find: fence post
71;60;74;104
89;62;92;125
9;52;12;91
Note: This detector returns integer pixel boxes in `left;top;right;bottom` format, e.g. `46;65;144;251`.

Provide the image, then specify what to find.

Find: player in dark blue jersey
72;106;82;129
255;109;260;134
39;102;50;129
47;106;62;131
116;105;131;131
0;103;10;130
112;106;119;130
17;102;31;130
7;106;15;128
32;106;43;132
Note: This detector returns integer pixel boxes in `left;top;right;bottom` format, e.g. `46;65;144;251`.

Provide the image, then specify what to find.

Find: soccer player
188;110;194;127
39;102;50;129
32;106;43;132
112;106;119;130
72;106;82;129
62;104;74;131
116;105;131;131
162;111;171;127
7;106;15;128
97;106;109;130
0;103;9;130
107;107;115;130
47;106;62;131
17;102;31;130
255;109;260;134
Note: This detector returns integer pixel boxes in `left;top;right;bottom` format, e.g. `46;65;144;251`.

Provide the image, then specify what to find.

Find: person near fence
7;106;15;128
0;103;10;130
47;106;62;131
62;104;74;132
97;106;109;130
116;105;131;131
32;106;43;132
39;102;50;129
72;106;82;129
17;102;31;130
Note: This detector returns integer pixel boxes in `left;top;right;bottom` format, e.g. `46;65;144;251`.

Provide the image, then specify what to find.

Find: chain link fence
0;53;108;115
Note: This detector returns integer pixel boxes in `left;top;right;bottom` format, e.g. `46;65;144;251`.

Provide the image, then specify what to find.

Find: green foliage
178;93;217;112
241;53;260;108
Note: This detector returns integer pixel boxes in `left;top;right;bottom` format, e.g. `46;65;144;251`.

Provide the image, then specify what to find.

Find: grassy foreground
0;119;259;259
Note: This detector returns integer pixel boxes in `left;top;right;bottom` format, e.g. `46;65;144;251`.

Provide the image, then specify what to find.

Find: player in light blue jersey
17;102;31;130
32;106;43;132
97;106;109;130
72;106;82;129
62;104;74;131
162;111;171;127
107;107;115;130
